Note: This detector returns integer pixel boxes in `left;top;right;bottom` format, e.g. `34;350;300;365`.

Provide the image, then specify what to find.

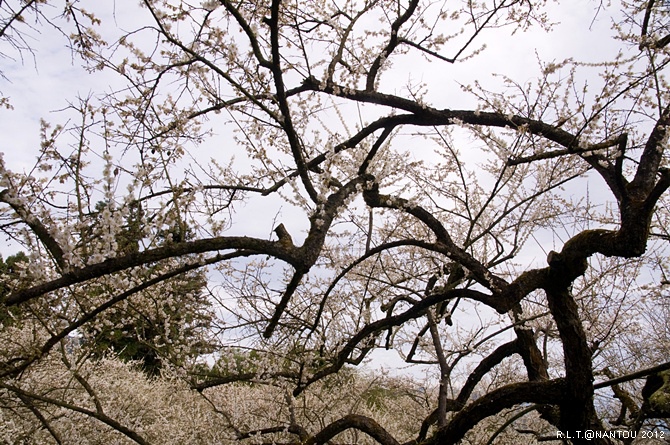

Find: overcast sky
0;0;633;282
0;0;624;171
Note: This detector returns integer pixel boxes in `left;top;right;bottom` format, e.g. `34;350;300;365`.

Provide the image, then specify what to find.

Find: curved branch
16;392;64;445
640;1;655;41
456;340;520;406
268;0;319;202
4;237;300;306
365;0;419;91
295;288;493;395
0;0;41;39
219;0;272;68
263;271;305;338
427;379;566;445
305;414;399;445
630;104;670;199
506;133;626;166
0;189;67;271
363;183;509;295
310;239;445;333
594;361;670;390
1;382;150;445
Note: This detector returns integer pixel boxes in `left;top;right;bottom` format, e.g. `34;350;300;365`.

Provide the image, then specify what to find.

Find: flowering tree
2;0;670;443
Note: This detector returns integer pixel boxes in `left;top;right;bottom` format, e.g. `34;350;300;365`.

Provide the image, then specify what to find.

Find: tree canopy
1;0;670;444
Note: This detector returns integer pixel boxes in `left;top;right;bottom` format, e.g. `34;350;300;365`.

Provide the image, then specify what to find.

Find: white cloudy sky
0;0;624;170
0;0;634;277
